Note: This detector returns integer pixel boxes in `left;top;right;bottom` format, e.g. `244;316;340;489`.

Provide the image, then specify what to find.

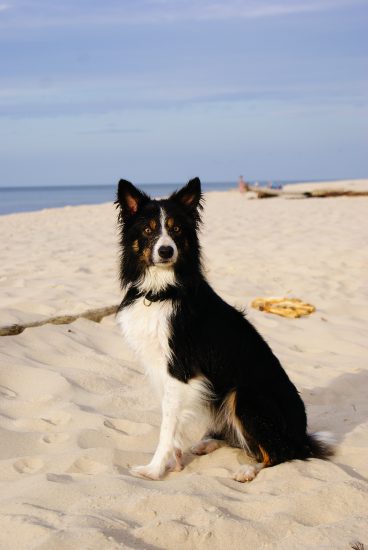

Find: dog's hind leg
191;431;225;455
220;390;273;482
232;438;274;482
233;462;266;482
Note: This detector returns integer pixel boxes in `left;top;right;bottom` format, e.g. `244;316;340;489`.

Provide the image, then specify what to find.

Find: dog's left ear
171;177;203;211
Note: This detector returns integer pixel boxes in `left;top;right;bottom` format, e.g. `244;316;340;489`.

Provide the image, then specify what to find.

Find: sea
0;181;292;216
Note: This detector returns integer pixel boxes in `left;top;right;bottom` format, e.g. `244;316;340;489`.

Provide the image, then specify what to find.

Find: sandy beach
1;181;368;549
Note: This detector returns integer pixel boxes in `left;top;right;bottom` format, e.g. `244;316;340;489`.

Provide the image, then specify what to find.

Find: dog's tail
305;431;336;460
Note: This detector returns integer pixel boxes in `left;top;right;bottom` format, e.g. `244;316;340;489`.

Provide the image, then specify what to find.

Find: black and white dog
115;177;333;482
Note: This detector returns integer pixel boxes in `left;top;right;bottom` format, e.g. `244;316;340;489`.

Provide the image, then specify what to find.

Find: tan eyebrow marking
149;219;157;230
167;217;174;229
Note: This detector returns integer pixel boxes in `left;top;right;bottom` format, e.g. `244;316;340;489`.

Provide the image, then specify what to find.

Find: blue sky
0;0;367;186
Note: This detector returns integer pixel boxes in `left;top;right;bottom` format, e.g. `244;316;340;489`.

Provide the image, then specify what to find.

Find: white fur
152;208;178;266
117;282;211;479
117;296;174;397
130;376;210;480
191;438;223;455
233;463;265;482
138;266;177;295
312;431;336;447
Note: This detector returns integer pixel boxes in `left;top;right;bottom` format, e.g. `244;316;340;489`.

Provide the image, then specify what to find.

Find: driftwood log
0;305;119;336
248;185;368;199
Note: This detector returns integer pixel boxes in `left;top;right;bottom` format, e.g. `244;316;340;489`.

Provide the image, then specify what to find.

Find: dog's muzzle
153;237;178;266
158;245;174;260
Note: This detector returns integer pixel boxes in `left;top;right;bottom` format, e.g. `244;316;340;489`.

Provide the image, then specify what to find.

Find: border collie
115;177;333;482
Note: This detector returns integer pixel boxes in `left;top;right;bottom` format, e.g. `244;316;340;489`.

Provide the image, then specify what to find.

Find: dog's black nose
158;245;174;259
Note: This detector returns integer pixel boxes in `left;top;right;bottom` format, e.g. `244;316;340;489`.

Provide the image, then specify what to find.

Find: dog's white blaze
152;208;178;265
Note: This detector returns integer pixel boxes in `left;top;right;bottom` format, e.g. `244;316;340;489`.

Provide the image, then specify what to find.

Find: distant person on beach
238;175;248;193
268;180;283;190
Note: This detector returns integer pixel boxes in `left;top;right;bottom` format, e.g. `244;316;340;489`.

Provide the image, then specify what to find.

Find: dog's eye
173;226;181;233
144;227;152;235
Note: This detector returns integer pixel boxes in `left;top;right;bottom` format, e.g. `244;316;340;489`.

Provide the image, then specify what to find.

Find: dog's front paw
130;464;163;480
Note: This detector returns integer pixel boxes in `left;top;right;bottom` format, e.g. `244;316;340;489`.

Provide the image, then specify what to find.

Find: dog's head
116;178;203;285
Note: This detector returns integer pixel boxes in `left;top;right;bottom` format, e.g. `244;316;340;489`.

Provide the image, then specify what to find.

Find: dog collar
119;285;179;310
144;287;178;306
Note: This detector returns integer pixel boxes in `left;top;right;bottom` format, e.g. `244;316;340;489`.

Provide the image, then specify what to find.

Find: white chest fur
117;298;174;396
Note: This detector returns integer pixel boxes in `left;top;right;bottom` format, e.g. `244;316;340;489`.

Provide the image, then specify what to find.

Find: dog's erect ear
116;179;149;218
171;177;203;211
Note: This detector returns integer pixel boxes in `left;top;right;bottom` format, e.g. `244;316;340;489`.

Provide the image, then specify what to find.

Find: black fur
116;177;204;290
116;177;334;468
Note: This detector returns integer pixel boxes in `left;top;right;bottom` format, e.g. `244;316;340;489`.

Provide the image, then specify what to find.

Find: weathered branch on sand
0;305;119;337
248;185;368;199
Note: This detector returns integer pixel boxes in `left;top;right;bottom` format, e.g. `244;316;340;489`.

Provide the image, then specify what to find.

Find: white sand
1;184;368;549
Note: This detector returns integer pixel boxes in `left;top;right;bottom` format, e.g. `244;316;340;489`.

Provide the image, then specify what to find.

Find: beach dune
0;182;367;549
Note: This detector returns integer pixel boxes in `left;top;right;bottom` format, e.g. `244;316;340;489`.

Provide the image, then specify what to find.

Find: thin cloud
77;127;146;135
0;0;365;28
0;77;366;119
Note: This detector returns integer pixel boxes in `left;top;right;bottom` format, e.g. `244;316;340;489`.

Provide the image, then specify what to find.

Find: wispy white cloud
0;74;366;119
0;0;365;28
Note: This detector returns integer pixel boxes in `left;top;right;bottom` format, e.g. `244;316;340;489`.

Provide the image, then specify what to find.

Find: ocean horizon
0;180;321;216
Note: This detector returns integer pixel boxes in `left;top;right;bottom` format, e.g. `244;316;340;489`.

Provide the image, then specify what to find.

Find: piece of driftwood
248;186;284;198
0;304;119;336
304;189;368;198
248;185;368;199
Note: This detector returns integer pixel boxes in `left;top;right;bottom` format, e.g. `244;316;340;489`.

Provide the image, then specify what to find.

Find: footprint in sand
104;418;152;436
68;457;107;475
14;457;44;474
41;412;72;427
42;433;70;444
0;385;17;399
46;473;74;483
